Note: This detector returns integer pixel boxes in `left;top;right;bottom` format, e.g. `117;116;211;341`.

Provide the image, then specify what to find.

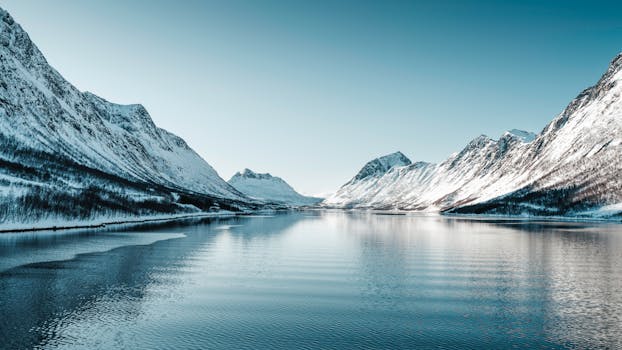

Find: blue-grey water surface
1;211;622;349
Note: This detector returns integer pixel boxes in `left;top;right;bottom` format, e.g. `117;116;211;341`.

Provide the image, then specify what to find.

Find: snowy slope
324;53;622;218
229;169;322;206
0;7;255;226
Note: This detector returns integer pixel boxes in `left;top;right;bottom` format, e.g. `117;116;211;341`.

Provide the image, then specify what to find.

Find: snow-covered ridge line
0;6;263;227
324;52;622;218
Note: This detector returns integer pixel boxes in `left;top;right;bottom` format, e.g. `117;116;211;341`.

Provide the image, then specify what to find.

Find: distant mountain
229;169;322;206
0;7;258;228
324;53;622;218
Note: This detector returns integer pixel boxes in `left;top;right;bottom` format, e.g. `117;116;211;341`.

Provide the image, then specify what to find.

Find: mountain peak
380;151;411;163
594;51;622;90
1;8;14;25
547;51;622;134
243;168;259;176
608;51;622;74
1;7;47;68
464;134;493;148
503;129;536;143
353;151;412;181
232;168;274;181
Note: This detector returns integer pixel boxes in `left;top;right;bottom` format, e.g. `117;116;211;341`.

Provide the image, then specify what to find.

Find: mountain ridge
0;6;259;227
323;53;622;218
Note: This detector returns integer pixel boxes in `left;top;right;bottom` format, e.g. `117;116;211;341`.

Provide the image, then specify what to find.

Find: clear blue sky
2;0;621;195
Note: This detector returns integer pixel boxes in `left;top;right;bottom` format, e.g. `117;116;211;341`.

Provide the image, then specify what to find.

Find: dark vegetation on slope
0;134;261;223
443;185;601;217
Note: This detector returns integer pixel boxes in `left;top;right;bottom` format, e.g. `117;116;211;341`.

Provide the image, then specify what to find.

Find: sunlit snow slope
325;54;622;218
0;7;255;226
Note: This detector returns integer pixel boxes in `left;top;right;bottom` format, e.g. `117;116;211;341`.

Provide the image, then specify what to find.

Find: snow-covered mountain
0;7;256;227
324;53;622;218
229;169;322;206
350;151;412;182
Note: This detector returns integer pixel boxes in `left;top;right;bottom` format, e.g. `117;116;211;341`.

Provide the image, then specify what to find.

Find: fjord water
1;212;621;349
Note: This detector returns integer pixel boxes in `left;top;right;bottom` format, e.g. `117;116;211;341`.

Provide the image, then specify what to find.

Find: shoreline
2;207;620;234
314;207;622;224
0;211;250;234
440;212;622;224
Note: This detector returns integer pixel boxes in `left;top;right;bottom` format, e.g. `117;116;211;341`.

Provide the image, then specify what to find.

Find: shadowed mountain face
0;7;259;227
324;54;622;218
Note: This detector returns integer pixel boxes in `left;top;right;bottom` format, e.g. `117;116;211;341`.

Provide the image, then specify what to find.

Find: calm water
1;211;622;349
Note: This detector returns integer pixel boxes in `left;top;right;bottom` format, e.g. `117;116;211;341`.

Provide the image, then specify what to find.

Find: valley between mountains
0;6;621;231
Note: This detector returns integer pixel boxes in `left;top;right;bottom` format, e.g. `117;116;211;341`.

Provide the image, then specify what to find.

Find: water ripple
0;212;620;349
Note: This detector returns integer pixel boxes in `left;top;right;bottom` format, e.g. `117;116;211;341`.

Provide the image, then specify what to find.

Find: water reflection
0;212;620;349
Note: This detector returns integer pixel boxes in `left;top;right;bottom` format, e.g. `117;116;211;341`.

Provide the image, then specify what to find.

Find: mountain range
1;4;621;228
324;53;622;218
